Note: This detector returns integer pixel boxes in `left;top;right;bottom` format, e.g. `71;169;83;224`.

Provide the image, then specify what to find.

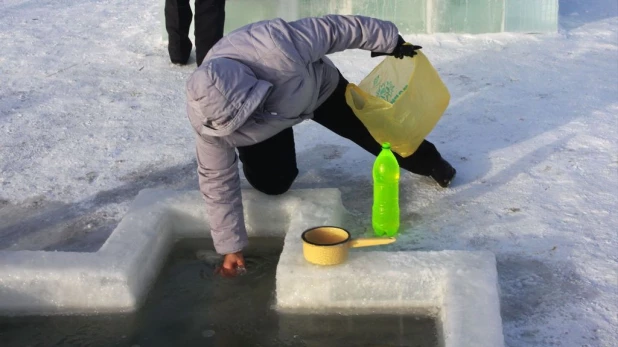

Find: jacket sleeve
195;135;248;255
286;15;400;65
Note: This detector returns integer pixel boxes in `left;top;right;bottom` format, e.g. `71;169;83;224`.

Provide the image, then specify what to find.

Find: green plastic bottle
372;142;400;237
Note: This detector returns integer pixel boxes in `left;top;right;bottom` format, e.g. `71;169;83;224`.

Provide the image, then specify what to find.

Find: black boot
431;158;456;188
168;38;193;65
165;0;193;65
194;0;225;67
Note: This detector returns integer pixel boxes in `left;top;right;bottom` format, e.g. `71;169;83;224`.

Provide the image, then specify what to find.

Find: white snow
0;0;616;346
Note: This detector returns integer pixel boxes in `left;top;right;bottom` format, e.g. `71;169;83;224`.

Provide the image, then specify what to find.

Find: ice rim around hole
0;188;505;347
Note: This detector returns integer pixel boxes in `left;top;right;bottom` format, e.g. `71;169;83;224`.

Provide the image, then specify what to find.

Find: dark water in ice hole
0;238;439;347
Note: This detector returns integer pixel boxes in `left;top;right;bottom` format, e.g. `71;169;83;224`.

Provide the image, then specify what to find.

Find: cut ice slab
277;208;505;347
277;249;504;347
0;188;345;316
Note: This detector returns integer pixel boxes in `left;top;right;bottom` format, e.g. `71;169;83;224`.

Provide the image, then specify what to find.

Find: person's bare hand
215;252;246;277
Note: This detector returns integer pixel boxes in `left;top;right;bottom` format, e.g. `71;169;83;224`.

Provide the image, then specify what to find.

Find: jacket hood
186;58;273;137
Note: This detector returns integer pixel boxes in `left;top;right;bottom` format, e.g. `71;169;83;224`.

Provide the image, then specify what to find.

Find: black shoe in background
168;38;192;65
431;158;456;188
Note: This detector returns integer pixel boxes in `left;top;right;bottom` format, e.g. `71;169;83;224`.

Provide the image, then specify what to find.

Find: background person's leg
312;71;455;187
164;0;193;64
237;128;299;195
194;0;225;67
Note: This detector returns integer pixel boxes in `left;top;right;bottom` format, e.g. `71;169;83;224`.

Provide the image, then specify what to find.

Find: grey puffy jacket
185;15;399;254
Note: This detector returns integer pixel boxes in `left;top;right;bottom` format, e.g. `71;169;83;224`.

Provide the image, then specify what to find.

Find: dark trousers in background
237;72;445;195
164;0;225;66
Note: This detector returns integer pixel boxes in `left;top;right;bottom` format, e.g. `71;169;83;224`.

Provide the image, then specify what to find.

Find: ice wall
160;0;558;43
505;0;559;32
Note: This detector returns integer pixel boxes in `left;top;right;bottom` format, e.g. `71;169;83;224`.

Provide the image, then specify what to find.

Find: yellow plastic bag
344;51;450;158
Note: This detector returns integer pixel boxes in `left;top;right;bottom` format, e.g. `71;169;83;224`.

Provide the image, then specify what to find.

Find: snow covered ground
0;0;616;346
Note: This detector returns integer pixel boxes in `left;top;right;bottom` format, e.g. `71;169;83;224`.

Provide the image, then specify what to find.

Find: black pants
164;0;225;66
237;72;444;195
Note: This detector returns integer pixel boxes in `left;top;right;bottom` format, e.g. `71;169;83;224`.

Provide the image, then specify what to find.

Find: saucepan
301;226;396;266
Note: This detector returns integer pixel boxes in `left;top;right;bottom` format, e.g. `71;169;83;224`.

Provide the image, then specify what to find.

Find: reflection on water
0;238;439;347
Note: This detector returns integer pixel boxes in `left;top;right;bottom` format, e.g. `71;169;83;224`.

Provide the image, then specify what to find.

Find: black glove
371;35;422;59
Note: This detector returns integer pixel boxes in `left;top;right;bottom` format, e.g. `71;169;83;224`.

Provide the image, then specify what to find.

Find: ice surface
0;188;344;315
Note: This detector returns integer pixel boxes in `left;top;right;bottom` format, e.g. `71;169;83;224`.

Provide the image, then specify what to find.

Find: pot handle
349;237;396;248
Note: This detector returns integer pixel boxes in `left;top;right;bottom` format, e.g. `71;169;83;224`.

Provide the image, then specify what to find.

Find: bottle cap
382;142;391;149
